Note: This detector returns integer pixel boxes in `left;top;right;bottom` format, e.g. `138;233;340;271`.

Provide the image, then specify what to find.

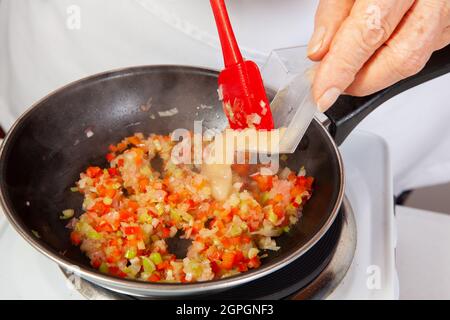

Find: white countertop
395;205;450;300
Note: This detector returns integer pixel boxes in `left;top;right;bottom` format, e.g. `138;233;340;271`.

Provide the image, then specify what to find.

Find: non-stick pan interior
0;66;342;281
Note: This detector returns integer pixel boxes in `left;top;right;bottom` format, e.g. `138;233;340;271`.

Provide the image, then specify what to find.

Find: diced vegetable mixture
67;133;314;283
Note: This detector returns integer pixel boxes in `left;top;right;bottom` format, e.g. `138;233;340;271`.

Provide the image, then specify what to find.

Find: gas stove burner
61;198;356;300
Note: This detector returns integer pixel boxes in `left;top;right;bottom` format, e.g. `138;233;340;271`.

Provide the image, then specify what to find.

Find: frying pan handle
325;45;450;145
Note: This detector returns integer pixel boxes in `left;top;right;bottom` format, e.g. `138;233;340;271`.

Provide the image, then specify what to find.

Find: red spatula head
211;0;274;130
218;61;274;130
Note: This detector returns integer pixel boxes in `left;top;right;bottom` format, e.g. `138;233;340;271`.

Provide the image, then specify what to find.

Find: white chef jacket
0;0;449;195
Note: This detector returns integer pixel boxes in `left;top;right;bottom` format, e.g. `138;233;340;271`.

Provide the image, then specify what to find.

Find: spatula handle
210;0;244;67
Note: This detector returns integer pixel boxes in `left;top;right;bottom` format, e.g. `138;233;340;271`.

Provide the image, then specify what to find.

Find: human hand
308;0;450;112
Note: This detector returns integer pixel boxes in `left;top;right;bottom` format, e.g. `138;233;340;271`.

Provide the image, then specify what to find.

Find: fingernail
308;26;326;56
317;87;341;112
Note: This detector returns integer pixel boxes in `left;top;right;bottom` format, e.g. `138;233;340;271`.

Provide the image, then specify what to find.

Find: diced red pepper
148;274;161;282
108;144;117;152
127;136;142;146
70;231;82;245
91;259;101;268
161;227;171;239
167;193;179;203
86;166;102;178
108;167;118;176
106;153;115;162
91;201;110;216
296;176;314;190
237;263;248;272
232;164;250;176
252;174;273;192
221;252;235;270
156;261;170;271
138;177;150;192
124;226;141;235
210;261;221;274
95;221;113;233
248;257;261;269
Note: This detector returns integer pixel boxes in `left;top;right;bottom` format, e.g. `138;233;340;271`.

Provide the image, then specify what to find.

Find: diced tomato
252;174;273;192
117;159;124;167
86;166;102;178
70;231;82;245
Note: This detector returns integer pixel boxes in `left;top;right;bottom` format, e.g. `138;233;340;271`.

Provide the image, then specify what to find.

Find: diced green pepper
138;212;152;224
87;230;102;240
125;248;137;259
170;209;181;222
142;257;156;273
99;262;109;274
260;192;271;204
155;203;164;216
229;224;242;237
268;208;278;224
150;252;162;265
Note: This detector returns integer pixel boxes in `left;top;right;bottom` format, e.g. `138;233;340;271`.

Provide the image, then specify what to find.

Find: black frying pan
0;45;449;297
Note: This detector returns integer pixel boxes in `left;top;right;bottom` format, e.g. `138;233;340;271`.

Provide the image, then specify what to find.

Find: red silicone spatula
210;0;274;130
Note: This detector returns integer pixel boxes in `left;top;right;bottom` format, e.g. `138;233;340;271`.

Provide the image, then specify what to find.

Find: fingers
313;0;415;111
346;0;450;96
436;26;450;50
307;0;354;61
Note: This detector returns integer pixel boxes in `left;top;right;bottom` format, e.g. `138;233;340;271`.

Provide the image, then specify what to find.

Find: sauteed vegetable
67;133;314;282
